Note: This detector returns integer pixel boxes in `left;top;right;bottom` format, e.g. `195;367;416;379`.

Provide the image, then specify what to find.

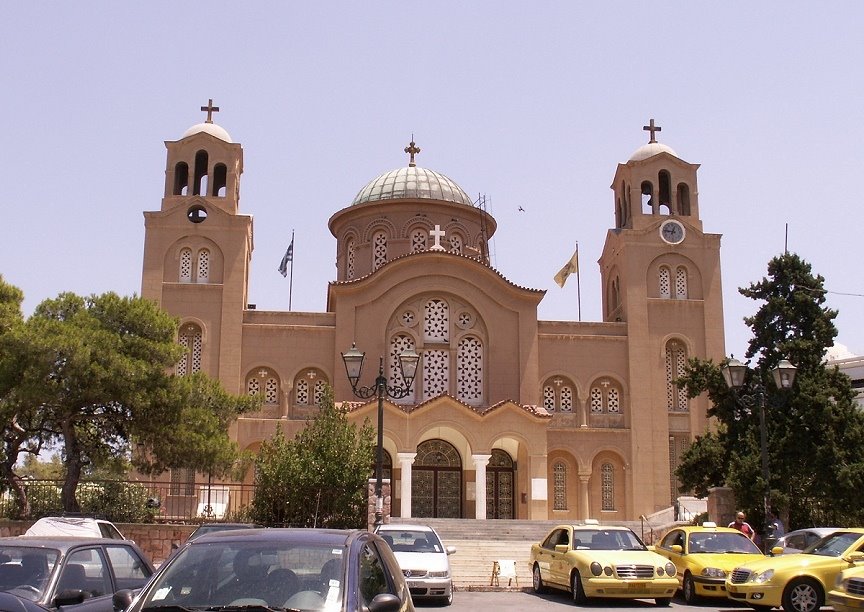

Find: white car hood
393;551;449;573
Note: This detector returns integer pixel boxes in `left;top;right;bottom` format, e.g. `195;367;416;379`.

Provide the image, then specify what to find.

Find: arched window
675;266;688;299
553;462;567;511
176;324;202;376
665;340;689;412
294;370;328;406
658;170;672;214
196;249;210;283
246;368;280;406
424;299;449;342
193;150;209;196
372;230;387;271
173;162;189;196
659;266;671;299
295;379;309;405
448;233;463;254
411;228;427;252
179;248;193;283
314;380;326;405
456;335;483;405
389;334;417;404
212;163;227;197
543;378;575;412
677;183;691;216
346;238;356;279
641;180;654;214
589;380;621;414
601;463;615;511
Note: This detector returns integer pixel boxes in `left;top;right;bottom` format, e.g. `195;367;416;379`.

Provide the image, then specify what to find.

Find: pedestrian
767;509;785;538
728;511;756;540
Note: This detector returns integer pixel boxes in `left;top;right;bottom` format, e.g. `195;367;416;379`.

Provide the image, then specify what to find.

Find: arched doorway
412;439;462;518
486;449;515;519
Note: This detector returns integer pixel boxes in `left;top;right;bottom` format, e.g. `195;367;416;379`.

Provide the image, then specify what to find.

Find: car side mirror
555;544;569;553
368;592;402;612
54;589;86;606
845;551;864;563
670;544;683;554
770;546;784;556
113;589;136;610
446;546;456;555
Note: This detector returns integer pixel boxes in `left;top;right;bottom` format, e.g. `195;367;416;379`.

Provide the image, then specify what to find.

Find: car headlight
701;567;727;578
751;569;775;584
429;571;449;578
590;562;603;577
663;562;676;577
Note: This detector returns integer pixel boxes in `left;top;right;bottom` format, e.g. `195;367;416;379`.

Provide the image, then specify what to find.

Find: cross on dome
200;99;220;123
643;118;661;143
429;225;446;251
405;138;421;167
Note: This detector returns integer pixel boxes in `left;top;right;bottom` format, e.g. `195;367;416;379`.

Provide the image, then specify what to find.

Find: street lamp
721;356;797;545
341;343;420;527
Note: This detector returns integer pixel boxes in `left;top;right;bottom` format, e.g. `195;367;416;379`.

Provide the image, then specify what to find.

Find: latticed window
176;325;202;376
560;386;573;412
423;299;449;342
313;380;326;405
601;463;615;511
665;341;689;411
659;266;671;299
456;336;483;404
295;379;309;405
449;234;463;254
246;372;280;405
372;230;387;271
389;334;416;403
553;462;567;511
196;249;210;283
422;349;449;400
411;229;427;252
170;467;195;496
590;381;622;414
179;248;193;283
543;385;556;411
607;388;620;413
675;266;688;299
346;239;356;279
590;387;603;413
669;433;690;503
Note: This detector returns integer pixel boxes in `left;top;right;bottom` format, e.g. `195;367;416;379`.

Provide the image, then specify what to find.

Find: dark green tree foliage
251;388;374;528
676;253;864;528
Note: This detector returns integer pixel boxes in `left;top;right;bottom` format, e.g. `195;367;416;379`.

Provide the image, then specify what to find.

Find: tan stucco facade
140;117;725;522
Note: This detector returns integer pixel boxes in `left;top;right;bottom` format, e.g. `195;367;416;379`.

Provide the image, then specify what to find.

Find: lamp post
721;357;797;546
341;344;420;528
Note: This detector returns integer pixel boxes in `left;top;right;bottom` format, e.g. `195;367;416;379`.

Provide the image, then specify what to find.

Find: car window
105;545;151;590
690;532;761;554
358;542;393;606
808;532;862;557
382;529;443;553
0;547;58;599
785;534;805;550
542;529;568;550
98;521;124;540
61;548;113;599
659;530;683;550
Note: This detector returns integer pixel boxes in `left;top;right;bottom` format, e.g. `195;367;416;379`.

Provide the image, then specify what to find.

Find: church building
140;104;725;522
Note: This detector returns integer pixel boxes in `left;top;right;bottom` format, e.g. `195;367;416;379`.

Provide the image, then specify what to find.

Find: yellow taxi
725;528;864;612
828;564;864;612
653;522;764;604
529;520;678;606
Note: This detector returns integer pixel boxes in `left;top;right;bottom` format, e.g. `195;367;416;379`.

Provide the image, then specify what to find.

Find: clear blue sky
2;3;862;361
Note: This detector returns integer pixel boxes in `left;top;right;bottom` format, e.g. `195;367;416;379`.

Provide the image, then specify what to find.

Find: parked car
115;527;414;612
529;520;678;606
653;522;764;604
828;563;864;612
375;523;455;605
0;536;154;610
0;591;51;611
773;527;841;555
24;517;124;541
726;528;864;612
186;522;261;543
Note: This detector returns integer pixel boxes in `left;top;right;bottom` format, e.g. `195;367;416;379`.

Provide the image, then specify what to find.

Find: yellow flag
554;245;579;288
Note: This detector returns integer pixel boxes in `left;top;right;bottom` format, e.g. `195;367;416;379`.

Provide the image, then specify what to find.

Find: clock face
660;220;685;244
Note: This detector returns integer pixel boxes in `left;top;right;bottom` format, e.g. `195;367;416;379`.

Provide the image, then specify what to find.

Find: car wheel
571;570;588;605
782;577;823;612
655;597;672;607
440;586;453;606
532;564;546;594
683;573;700;605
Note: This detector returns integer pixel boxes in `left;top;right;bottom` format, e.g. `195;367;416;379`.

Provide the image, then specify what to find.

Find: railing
0;479;257;524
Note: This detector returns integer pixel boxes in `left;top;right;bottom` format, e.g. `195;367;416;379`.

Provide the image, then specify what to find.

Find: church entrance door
486;449;515;519
412;439;462;518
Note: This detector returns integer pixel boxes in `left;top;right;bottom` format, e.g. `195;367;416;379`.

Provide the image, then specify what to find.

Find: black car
0;536;154;610
117;527;414;612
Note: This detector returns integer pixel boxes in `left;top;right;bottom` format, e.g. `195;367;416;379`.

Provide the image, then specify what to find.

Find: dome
629;141;677;162
181;122;232;143
352;166;474;207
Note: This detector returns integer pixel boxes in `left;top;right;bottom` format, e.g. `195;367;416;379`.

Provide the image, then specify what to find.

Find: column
579;473;591;520
473;454;492;520
397;452;417;519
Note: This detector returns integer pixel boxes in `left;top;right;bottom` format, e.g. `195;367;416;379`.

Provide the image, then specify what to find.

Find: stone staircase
387;517;666;591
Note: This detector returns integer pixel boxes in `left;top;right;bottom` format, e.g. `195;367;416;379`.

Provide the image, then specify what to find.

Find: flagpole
288;230;295;311
575;242;581;321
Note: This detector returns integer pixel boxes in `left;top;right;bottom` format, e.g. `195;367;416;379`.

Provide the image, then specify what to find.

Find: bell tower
140;101;252;387
598;120;725;513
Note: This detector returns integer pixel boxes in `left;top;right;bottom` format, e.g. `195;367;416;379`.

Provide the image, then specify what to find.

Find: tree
676;252;864;528
251;388;375;528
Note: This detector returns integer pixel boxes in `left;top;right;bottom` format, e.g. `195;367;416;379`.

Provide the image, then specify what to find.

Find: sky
2;3;863;362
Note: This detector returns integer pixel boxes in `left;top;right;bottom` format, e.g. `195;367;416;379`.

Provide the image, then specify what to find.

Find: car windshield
139;540;345;611
574;529;646;551
688;532;762;554
381;530;443;553
805;531;863;557
0;546;60;601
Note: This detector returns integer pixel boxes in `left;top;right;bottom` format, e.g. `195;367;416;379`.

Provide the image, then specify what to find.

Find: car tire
532;564;546;594
571;571;588;605
782;577;823;612
683;573;700;605
655;597;672;607
439;588;453;606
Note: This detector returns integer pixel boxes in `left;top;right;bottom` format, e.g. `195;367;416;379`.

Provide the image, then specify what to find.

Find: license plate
627;582;647;590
